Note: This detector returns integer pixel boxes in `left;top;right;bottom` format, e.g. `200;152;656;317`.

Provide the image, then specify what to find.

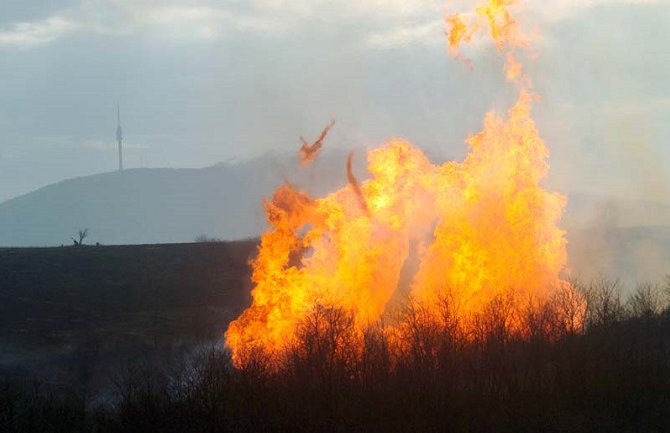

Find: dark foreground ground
0;241;256;388
1;242;670;433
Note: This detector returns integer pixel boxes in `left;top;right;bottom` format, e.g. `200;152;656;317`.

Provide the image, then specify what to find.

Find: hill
0;151;359;246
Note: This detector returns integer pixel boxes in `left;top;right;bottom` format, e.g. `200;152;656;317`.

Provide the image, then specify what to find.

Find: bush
3;281;670;433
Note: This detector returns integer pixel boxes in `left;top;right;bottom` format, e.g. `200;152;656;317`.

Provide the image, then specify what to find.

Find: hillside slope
0;241;256;378
0;151;356;246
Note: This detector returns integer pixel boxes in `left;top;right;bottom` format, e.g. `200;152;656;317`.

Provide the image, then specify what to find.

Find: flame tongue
299;120;335;166
411;90;567;314
225;0;571;365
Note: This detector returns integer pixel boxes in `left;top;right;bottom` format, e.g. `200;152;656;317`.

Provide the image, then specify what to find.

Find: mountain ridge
0;151;357;247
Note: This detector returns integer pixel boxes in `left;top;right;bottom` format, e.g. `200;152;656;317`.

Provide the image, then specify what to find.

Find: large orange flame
225;0;573;365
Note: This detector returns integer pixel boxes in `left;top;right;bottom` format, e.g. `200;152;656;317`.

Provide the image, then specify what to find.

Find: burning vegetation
225;0;581;367
299;120;336;166
3;2;670;433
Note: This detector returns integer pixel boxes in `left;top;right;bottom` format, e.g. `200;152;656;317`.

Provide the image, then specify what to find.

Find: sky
0;0;668;203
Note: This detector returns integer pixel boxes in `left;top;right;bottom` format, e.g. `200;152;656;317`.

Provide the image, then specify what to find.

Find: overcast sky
0;0;668;203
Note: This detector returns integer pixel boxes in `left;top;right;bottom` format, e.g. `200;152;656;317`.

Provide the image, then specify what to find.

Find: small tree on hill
72;228;89;246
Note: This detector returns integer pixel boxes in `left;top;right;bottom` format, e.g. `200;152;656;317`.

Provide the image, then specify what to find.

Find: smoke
566;197;670;289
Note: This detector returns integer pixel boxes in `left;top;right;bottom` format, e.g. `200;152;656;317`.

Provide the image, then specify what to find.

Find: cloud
443;0;662;19
0;0;446;50
525;0;661;22
0;1;287;49
109;2;286;39
248;0;442;20
0;16;79;48
366;19;443;49
0;0;661;50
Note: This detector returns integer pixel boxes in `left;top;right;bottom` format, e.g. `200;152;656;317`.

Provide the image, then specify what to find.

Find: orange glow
225;0;575;366
299;120;335;166
447;0;529;83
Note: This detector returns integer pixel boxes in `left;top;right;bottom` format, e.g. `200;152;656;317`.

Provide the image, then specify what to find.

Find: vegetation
194;235;224;243
71;228;89;246
2;279;670;433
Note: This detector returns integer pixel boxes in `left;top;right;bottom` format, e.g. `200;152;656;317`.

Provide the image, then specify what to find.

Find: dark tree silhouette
71;228;89;246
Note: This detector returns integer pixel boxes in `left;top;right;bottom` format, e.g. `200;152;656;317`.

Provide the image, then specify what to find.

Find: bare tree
583;278;624;328
72;228;89;246
551;280;587;335
629;282;662;318
663;274;670;311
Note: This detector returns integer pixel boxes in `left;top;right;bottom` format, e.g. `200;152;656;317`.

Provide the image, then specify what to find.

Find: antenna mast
116;104;123;171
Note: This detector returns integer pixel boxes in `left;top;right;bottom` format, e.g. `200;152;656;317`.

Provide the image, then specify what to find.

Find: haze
0;0;667;202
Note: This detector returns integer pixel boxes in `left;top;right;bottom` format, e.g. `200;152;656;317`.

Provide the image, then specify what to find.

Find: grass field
0;241;257;384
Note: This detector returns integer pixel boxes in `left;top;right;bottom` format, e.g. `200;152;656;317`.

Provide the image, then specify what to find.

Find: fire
225;0;574;365
447;0;529;82
299;120;335;166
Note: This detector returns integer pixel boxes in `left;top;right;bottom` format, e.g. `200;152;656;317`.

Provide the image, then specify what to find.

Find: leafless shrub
472;290;518;346
551;281;587;335
629;282;663;318
582;278;625;328
289;304;358;389
663;274;670;311
11;279;670;433
521;296;558;342
359;322;392;387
